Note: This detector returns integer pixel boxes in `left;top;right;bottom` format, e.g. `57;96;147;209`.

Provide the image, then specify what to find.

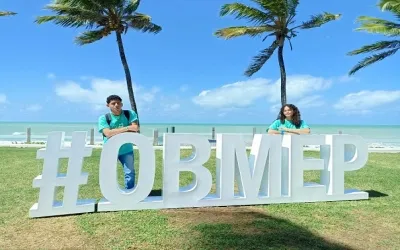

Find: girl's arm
282;127;310;135
282;120;311;135
267;120;281;134
267;129;281;134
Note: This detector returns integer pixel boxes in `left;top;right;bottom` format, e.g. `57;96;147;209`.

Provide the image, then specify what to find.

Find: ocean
0;122;399;148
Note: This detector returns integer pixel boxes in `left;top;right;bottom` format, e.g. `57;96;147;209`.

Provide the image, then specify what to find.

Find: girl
267;104;310;135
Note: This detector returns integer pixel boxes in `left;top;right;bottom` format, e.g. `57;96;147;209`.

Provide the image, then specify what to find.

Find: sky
0;0;399;125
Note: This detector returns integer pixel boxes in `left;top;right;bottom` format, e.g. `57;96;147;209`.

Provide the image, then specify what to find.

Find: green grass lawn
0;147;399;249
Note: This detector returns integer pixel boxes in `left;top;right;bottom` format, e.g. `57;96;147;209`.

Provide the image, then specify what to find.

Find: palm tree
0;11;16;16
347;0;400;75
214;0;340;106
36;0;162;123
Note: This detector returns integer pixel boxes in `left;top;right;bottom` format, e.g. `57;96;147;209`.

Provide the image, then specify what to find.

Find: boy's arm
128;110;140;132
103;126;130;138
98;115;129;138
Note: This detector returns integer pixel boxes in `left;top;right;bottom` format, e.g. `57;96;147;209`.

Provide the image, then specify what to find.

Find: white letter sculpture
30;131;95;218
163;134;213;208
215;134;284;205
29;132;370;218
97;132;160;211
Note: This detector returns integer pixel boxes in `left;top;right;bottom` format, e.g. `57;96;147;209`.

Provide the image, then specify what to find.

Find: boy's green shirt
98;110;138;155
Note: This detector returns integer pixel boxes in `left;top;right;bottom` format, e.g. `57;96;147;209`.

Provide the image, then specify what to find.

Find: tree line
2;0;399;124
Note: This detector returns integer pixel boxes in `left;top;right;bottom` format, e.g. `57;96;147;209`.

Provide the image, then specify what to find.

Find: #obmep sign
29;132;369;218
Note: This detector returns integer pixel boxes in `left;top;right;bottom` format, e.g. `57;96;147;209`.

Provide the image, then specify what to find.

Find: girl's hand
279;126;289;132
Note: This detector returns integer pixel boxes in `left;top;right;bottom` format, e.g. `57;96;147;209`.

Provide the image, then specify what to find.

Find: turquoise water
0;122;399;147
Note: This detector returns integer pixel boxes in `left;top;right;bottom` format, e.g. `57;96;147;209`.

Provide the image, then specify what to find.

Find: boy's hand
128;124;139;132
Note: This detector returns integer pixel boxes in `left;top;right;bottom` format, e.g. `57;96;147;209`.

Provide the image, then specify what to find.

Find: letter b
163;134;212;207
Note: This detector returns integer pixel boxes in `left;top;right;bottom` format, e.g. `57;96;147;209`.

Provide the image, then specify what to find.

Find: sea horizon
0;120;399;127
1;121;399;148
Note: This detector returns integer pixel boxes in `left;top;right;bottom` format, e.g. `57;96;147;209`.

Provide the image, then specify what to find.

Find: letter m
215;134;282;200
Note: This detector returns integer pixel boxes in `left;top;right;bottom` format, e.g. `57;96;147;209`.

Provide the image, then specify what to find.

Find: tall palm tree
36;0;162;123
0;11;16;16
347;0;400;75
214;0;340;106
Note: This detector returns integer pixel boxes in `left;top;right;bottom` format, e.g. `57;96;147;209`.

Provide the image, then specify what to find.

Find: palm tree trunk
116;31;140;125
277;45;287;106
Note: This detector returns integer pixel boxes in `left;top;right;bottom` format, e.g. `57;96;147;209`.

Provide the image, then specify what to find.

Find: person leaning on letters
267;104;311;135
98;94;139;190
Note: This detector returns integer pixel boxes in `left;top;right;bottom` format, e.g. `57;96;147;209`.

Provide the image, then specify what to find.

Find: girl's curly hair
277;104;301;128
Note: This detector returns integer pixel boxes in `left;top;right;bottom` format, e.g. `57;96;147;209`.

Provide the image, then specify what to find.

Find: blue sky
0;0;399;125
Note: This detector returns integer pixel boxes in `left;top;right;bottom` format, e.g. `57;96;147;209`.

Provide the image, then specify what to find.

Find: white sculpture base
97;189;367;212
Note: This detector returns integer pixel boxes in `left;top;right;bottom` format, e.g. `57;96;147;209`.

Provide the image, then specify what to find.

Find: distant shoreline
1;124;400;149
0;121;399;127
1;140;399;153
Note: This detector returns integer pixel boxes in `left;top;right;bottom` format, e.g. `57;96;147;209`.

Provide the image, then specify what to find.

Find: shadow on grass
171;208;353;250
149;189;162;196
366;190;388;198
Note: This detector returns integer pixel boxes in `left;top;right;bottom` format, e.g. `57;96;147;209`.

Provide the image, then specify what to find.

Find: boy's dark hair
106;95;122;104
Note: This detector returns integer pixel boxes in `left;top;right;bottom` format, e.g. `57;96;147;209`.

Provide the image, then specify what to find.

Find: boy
98;95;139;190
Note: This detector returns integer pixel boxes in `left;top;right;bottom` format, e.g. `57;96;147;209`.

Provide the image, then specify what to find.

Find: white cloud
296;95;324;108
164;103;180;111
269;103;281;113
0;94;6;104
25;104;42;112
273;75;332;103
192;75;332;110
337;74;358;83
47;73;56;79
334;90;400;114
55;78;159;111
142;87;160;103
192;78;272;108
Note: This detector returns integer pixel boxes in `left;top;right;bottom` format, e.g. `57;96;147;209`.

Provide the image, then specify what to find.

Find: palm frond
42;4;103;28
0;11;16;16
44;4;101;18
251;0;288;17
379;0;400;13
214;26;275;39
50;0;108;16
36;1;105;28
55;0;97;8
347;40;400;55
245;41;279;76
36;15;89;28
115;0;126;11
88;0;117;10
298;12;341;29
354;16;400;36
128;13;161;33
220;3;272;25
287;0;299;16
36;0;161;37
75;29;106;45
124;0;140;15
348;48;399;75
